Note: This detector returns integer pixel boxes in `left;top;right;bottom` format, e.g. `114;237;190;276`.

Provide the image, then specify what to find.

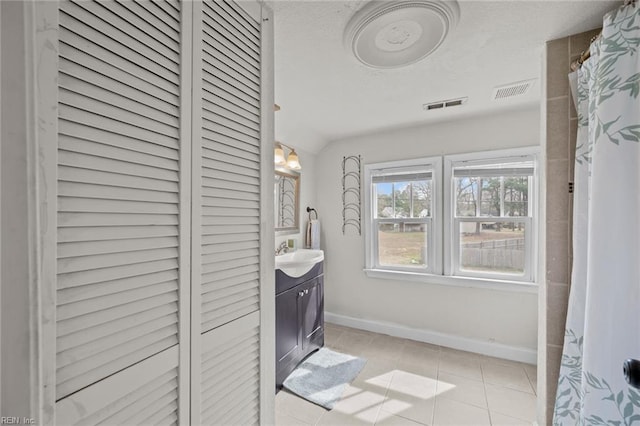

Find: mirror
275;169;300;235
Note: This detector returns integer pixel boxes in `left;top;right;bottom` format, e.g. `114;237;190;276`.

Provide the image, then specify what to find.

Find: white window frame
363;147;539;292
364;157;443;275
444;147;539;283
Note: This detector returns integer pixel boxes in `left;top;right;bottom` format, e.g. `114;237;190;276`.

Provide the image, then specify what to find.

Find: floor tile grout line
480;359;495;426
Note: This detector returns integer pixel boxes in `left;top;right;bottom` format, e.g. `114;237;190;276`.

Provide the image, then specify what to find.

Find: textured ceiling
270;0;618;153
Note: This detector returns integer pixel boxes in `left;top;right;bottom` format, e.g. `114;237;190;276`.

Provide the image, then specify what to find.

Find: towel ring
307;206;318;220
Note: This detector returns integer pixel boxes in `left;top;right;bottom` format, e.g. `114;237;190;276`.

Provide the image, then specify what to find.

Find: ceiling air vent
423;97;467;111
492;79;536;100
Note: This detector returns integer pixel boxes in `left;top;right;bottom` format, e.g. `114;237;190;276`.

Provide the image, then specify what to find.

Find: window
364;148;537;287
364;158;442;274
446;154;535;282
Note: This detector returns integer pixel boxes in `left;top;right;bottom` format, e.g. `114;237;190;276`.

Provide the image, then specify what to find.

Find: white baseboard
325;312;537;365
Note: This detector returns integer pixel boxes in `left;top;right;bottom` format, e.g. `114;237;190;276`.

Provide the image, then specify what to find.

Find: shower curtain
553;2;640;424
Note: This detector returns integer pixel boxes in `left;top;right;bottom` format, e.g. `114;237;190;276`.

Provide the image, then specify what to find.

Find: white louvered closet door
192;1;265;425
54;0;191;424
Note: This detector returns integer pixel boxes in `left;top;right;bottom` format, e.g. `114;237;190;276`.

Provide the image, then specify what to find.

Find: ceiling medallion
344;0;460;69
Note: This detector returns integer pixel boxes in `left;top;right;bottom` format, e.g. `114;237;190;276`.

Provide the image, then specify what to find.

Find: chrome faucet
275;241;289;256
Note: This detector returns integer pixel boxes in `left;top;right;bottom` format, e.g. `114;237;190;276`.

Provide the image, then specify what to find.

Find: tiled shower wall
544;28;600;424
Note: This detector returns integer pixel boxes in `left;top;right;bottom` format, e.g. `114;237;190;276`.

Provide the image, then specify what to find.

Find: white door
34;0;273;424
191;1;267;425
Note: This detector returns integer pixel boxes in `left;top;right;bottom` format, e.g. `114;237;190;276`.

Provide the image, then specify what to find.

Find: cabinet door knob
304;289;309;294
298;291;305;297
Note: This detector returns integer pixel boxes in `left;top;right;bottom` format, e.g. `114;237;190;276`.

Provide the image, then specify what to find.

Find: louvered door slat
202;248;260;264
202;239;259;254
59;120;179;159
59;182;179;204
97;1;179;53
214;1;260;41
202;35;260;78
202;52;260;98
204;95;259;126
155;0;180;21
56;348;179;425
59;151;179;182
55;0;184;406
58;209;178;227
205;384;259;424
59;75;179;127
59;28;179;97
202;180;259;196
217;402;259;426
202;140;260;164
137;0;180;33
64;1;179;67
201;279;258;304
224;0;260;32
56;331;178;398
58;198;178;215
59;105;179;150
201;272;259;293
57;259;178;291
59;137;179;171
202;100;260;133
57;311;177;367
202;130;261;157
57;280;177;321
199;313;260;425
58;225;179;243
57;269;178;304
202;357;259;400
59;89;179;137
58;236;178;258
202;168;259;185
201;334;258;373
137;395;180;426
75;1;179;56
58;167;179;193
59;52;180;111
202;122;260;151
57;304;178;352
202;291;259;321
59;12;179;85
57;292;178;335
99;380;177;426
202;198;259;211
203;68;259;107
202;9;259;60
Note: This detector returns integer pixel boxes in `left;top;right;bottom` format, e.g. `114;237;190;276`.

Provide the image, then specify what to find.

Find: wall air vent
423;97;467;111
492;79;536;100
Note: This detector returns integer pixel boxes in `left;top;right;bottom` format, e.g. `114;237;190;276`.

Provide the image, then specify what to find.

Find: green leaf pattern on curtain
554;3;640;425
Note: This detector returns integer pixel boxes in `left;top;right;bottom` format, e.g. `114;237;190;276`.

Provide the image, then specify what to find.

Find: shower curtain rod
570;0;637;71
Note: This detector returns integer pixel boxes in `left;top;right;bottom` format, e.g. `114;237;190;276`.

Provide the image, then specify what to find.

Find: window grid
365;148;537;285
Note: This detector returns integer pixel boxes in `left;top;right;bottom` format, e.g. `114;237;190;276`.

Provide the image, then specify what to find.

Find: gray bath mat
283;347;367;410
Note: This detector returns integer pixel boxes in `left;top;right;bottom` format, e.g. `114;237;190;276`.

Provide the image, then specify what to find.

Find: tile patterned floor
275;324;537;426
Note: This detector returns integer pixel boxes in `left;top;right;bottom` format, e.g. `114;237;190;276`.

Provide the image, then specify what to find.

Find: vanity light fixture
274;143;286;166
274;141;302;170
286;149;302;171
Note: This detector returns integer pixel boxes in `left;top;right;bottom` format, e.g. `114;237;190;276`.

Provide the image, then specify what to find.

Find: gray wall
543;28;600;425
315;106;540;355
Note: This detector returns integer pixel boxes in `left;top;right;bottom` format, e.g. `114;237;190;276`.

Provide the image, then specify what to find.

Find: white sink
275;249;324;277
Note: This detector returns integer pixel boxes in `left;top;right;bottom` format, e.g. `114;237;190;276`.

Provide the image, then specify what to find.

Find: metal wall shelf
342;155;362;235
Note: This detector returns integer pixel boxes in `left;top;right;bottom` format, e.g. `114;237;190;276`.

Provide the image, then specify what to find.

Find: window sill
363;268;538;293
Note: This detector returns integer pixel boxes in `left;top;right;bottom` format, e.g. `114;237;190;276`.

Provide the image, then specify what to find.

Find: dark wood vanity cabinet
276;262;324;388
